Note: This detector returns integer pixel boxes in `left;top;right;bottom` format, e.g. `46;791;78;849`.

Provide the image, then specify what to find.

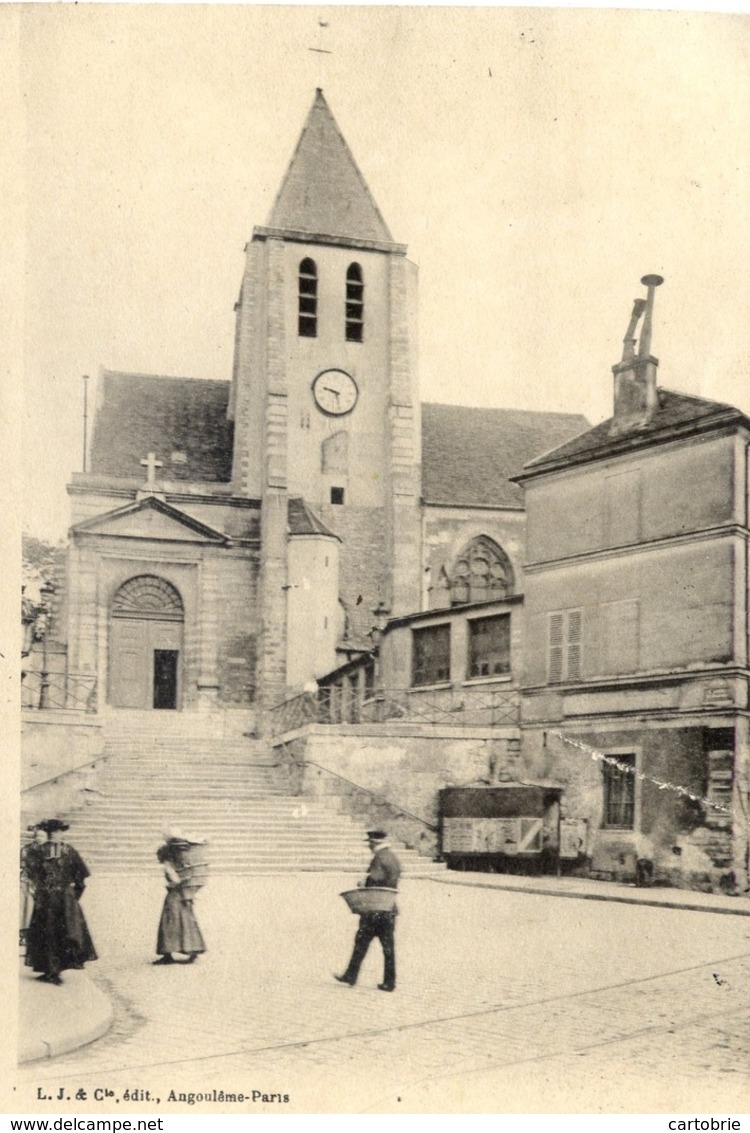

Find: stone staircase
66;710;443;877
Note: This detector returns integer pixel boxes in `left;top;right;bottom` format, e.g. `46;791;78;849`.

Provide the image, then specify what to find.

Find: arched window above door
112;575;184;620
448;537;514;606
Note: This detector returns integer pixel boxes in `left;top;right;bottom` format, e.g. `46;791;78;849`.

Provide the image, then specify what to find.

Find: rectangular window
548;609;582;683
330;487;345;505
468;614;511;678
412;624;450;687
602;753;636;829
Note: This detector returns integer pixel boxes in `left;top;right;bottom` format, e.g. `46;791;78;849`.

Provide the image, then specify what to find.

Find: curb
19;969;114;1064
425;873;750;916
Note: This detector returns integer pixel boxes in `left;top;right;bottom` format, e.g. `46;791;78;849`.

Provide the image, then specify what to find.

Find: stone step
99;769;281;781
79;799;332;812
66;721;443;877
74;852;444;874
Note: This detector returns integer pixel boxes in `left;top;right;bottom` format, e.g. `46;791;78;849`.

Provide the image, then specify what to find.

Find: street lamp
38;580;55;710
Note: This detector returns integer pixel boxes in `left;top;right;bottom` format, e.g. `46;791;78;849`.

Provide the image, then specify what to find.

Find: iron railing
303;759;438;832
269;685;520;734
21;671;97;713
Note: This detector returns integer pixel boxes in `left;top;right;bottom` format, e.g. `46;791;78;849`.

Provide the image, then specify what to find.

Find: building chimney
609;274;663;436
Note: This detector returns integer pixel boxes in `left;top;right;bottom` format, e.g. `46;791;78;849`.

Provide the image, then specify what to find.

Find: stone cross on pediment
140;452;163;491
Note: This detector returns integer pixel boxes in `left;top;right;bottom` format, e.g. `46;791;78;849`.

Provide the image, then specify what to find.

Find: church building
63;89;587;728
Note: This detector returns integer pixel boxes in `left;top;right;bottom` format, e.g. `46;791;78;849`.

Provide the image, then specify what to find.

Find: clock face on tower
311;369;359;417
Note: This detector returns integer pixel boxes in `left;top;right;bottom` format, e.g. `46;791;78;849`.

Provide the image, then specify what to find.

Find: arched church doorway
109;575;184;709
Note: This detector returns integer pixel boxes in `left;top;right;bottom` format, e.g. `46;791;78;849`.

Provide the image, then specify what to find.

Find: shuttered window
548;609;583;683
298;258;318;337
345;263;364;342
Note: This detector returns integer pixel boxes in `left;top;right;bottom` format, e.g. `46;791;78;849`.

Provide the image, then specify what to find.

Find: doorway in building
109;575;184;709
153;650;179;709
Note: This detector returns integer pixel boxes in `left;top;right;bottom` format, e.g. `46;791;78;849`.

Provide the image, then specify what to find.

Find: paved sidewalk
429;869;750;915
18;868;750;1068
19;963;113;1064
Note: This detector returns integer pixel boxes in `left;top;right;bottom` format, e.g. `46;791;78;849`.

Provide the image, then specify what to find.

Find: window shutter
548;613;564;683
566;609;582;680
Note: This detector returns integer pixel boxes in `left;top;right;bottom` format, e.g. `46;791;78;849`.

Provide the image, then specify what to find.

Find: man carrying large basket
336;830;401;992
152;829;207;966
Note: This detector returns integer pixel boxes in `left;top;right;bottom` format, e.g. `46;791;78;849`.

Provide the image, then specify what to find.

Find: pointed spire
266;90;394;245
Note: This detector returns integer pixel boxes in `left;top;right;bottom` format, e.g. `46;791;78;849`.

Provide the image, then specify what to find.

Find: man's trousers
342;912;396;988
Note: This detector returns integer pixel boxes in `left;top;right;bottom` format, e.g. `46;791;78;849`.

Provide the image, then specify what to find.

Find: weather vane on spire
308;17;332;84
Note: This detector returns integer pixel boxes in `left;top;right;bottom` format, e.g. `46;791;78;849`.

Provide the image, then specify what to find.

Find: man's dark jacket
365;846;401;891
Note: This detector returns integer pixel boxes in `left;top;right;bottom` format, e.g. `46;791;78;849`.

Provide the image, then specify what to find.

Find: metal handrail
303;758;438;832
21;670;97;713
21;752;109;795
269;685;520;734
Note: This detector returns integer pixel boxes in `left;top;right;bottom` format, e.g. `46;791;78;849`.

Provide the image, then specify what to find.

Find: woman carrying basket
153;829;207;966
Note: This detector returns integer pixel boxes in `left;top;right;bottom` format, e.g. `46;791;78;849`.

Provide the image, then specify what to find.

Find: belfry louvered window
345;263;364;342
548;609;582;683
298;258;318;337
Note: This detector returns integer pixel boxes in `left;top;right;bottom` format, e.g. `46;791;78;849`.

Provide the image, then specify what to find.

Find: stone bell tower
228;90;422;710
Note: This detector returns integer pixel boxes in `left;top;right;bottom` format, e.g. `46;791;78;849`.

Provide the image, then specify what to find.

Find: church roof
421;403;590;508
89;371;233;483
88;374;591;508
288;497;339;539
265;89;394;246
516;388;748;479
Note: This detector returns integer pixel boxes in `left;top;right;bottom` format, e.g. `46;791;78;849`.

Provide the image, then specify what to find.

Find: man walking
336;830;401;992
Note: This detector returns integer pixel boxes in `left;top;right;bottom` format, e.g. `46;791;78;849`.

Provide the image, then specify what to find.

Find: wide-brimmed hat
36;818;69;835
365;829;388;843
163;827;206;845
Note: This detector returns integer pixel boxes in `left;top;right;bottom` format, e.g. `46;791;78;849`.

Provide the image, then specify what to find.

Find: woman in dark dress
153;830;206;965
24;819;97;985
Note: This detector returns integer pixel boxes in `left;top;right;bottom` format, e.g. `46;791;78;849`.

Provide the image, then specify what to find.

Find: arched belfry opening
448;537;515;606
109;575;185;710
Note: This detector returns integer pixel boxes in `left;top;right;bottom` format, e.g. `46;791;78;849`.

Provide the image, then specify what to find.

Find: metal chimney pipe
622;298;646;362
638;274;664;358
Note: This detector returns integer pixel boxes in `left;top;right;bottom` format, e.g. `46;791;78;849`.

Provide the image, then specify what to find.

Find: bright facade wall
525;432;737;564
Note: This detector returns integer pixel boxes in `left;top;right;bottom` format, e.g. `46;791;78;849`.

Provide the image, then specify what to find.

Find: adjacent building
514;278;750;891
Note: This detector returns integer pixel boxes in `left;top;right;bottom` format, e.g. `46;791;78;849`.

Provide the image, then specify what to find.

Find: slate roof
88;375;592;509
421;403;590;508
265;90;394;245
288;497;339;539
89;371;233;483
517;388;749;479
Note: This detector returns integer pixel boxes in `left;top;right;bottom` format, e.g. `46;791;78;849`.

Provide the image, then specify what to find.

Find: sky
16;5;750;541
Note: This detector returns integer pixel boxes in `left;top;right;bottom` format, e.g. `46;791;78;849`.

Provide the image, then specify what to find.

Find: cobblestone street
15;874;750;1114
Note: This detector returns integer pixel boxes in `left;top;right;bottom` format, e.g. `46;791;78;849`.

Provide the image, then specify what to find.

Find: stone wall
423;506;526;611
522;724;740;891
315;505;387;641
21;712;106;826
274;725;521;857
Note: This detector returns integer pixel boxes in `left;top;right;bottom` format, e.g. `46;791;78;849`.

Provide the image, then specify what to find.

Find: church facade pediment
71;496;229;545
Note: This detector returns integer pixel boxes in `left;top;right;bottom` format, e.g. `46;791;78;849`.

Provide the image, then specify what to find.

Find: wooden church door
109;576;184;709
